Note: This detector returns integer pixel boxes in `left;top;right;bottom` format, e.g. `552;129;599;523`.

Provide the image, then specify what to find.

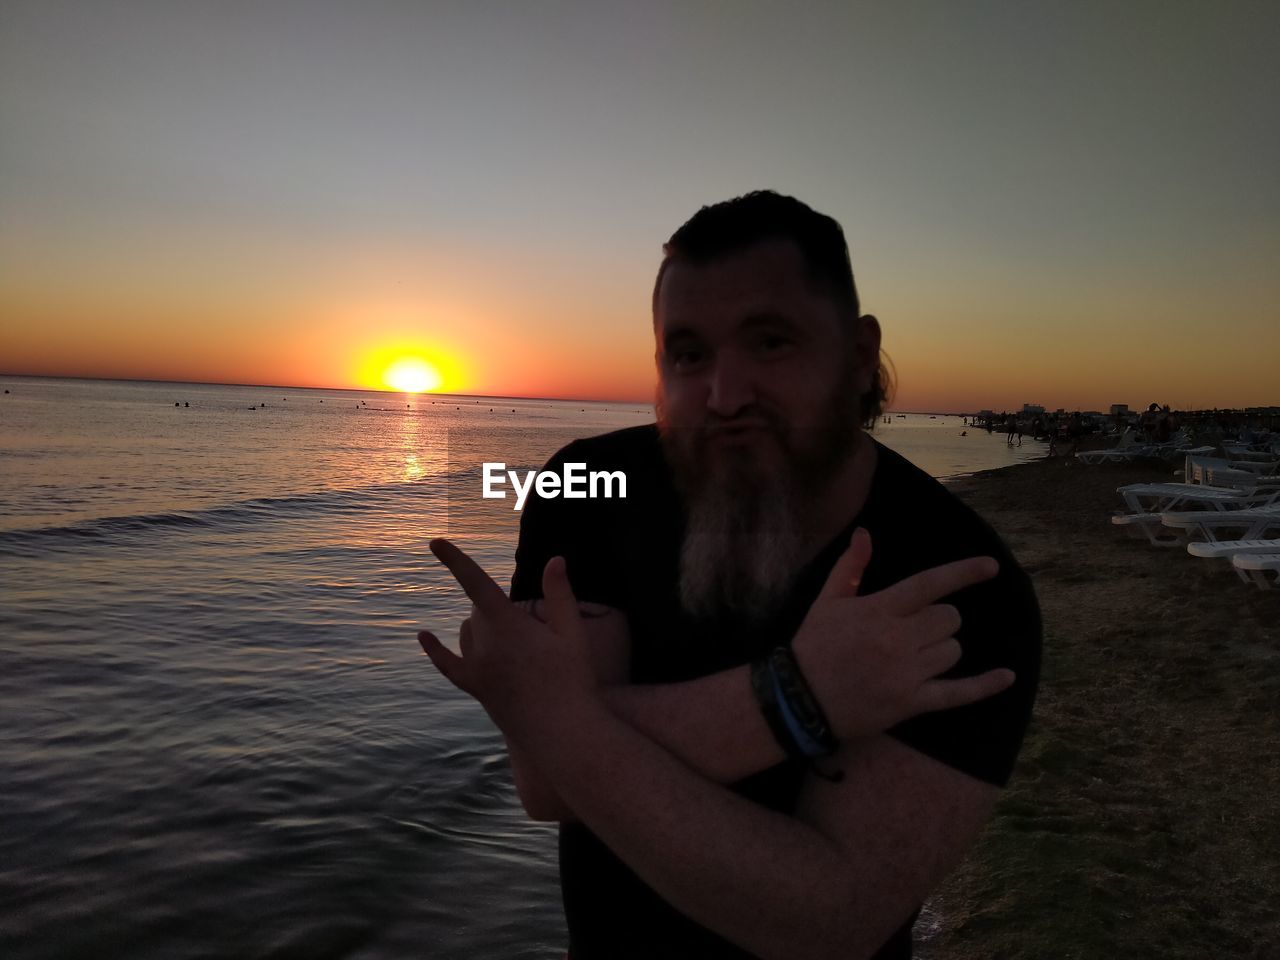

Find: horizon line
2;372;1276;417
0;372;654;409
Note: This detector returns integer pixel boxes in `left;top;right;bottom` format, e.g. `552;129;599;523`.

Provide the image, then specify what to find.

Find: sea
0;376;1044;960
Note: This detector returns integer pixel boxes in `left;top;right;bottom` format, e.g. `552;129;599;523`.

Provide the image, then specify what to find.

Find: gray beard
658;369;862;623
676;450;810;622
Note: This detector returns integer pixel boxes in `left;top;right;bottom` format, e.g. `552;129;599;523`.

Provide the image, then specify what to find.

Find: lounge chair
1077;429;1147;464
1160;504;1280;543
1186;538;1280;560
1184;457;1280;492
1232;553;1280;590
1111;511;1183;546
1116;483;1280;514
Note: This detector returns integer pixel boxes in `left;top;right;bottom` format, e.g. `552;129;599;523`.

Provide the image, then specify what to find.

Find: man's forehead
655;239;831;334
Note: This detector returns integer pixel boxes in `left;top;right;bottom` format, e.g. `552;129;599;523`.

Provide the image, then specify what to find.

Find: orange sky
2;4;1277;412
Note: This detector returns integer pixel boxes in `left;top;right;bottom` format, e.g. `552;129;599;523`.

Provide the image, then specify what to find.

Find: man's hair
653;190;893;425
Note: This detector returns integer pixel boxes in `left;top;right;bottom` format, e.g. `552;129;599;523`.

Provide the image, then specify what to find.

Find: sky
1;0;1277;412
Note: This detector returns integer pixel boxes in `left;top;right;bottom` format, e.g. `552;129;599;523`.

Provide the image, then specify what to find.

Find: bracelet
767;646;838;758
772;668;831;759
749;647;844;783
750;655;799;758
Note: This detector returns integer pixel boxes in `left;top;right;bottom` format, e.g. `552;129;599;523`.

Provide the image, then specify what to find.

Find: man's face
654;238;878;492
653;238;880;620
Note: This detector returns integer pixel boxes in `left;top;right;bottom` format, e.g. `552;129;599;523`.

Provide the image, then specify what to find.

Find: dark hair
653;190;893;425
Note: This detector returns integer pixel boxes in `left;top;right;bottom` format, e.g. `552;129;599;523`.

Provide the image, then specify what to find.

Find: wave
0;476;456;555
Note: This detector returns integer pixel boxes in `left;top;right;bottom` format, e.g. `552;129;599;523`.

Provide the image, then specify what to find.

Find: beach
923;456;1280;958
3;378;1278;957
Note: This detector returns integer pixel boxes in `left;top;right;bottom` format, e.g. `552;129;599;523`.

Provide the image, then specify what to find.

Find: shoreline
922;455;1279;957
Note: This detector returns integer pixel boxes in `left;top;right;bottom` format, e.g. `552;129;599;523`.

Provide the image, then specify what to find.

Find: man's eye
755;334;794;355
671;349;707;371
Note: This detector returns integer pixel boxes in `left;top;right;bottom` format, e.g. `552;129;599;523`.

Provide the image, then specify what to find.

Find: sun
383;357;443;393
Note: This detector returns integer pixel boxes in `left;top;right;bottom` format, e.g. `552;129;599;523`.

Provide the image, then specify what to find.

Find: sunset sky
2;1;1276;412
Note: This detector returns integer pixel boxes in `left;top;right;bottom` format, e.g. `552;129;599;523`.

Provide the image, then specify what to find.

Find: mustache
666;405;790;438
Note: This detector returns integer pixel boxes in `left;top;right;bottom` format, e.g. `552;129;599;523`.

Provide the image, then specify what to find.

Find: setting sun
383;357;443;393
354;340;467;395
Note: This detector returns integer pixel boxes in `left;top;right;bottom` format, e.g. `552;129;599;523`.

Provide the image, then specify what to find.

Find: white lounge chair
1111;512;1183;546
1160;504;1280;543
1186;538;1280;560
1116;483;1280;514
1077;429;1147;464
1232;553;1280;590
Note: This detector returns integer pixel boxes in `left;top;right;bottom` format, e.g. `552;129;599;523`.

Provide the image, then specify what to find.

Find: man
419;191;1041;958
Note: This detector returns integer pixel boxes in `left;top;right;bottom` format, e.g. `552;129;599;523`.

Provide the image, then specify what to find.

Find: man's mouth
704;418;775;438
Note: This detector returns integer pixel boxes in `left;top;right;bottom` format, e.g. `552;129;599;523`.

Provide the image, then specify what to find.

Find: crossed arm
418;536;1012;960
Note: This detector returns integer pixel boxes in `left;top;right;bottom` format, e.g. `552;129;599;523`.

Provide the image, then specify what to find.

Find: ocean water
0;377;1042;959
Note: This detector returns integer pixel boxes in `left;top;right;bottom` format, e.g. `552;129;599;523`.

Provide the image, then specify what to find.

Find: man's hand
417;538;595;733
792;527;1014;740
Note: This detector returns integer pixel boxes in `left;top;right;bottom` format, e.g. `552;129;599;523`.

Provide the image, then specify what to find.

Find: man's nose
706;355;755;417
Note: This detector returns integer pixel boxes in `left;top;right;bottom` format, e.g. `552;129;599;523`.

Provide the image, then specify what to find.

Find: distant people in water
1006;416;1022;446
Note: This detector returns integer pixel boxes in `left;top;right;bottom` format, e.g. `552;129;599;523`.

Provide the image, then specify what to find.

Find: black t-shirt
510;424;1041;959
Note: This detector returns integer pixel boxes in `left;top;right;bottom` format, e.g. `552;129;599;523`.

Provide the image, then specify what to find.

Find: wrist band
772;668;830;759
749;647;844;783
767;646;838;758
750;655;799;757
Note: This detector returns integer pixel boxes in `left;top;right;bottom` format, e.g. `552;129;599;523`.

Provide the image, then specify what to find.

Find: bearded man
419;191;1042;959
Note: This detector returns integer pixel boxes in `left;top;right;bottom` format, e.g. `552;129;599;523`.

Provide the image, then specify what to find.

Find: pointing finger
819;527;873;600
541;556;586;640
876;556;999;615
430;538;510;615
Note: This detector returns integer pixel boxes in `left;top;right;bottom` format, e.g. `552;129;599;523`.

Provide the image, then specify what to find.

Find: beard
657;362;862;623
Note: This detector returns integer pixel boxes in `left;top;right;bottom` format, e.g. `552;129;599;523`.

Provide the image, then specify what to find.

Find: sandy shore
920;455;1279;959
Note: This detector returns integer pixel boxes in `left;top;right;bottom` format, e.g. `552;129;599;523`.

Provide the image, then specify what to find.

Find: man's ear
850;314;882;394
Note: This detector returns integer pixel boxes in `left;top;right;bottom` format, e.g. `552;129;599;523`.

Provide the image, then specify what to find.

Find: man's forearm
604;666;788;782
509;666;788;822
514;692;886;960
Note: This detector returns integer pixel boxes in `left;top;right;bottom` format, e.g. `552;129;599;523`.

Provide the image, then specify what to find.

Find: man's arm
422;539;1014;957
514;670;999;960
508;531;1013;821
504;605;631;820
508;622;786;820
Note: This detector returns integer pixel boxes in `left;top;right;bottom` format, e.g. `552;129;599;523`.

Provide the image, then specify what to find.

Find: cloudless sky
2;0;1276;411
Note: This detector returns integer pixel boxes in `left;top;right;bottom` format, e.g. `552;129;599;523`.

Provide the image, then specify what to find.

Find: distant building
1022;403;1045;415
1110;404;1129;416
